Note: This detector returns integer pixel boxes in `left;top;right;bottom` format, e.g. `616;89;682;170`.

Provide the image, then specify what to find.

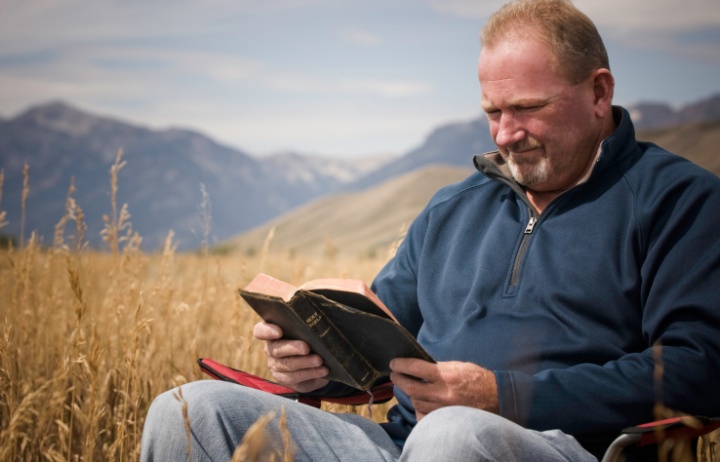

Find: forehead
478;38;568;105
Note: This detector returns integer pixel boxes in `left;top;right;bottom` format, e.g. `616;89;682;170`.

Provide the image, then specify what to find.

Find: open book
240;273;434;390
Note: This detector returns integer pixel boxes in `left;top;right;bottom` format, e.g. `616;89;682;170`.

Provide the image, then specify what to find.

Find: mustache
508;137;542;153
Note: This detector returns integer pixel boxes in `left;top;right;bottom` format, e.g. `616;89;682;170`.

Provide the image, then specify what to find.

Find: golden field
0;231;399;461
1;153;718;461
0;158;401;460
5;234;719;461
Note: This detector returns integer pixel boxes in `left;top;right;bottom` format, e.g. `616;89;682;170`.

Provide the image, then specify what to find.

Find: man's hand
253;321;329;393
390;358;499;421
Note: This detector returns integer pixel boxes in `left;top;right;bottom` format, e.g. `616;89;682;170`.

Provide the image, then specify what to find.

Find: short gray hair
481;0;610;84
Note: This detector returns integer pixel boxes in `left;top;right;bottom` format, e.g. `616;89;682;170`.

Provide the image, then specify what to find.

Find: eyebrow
481;95;557;113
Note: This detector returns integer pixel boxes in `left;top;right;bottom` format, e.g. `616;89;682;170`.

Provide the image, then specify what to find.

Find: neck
525;189;560;214
527;111;618;214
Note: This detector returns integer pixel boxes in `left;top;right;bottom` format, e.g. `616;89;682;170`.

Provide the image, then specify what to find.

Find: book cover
239;273;433;390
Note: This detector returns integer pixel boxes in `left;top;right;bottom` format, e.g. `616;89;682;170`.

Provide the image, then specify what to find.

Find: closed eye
518;104;543;112
484;109;501;119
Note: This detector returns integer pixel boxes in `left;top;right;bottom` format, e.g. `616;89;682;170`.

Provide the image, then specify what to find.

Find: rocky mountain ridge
1;95;718;251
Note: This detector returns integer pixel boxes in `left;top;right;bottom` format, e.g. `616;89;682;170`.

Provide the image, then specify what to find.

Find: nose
493;113;526;149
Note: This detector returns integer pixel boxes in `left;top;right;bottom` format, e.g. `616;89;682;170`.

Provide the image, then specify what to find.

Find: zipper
473;153;541;292
510;214;537;287
524;215;537;234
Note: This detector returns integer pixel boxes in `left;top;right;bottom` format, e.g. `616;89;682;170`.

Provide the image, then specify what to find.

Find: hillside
224;165;474;258
637;121;720;175
347;118;493;191
226;120;720;258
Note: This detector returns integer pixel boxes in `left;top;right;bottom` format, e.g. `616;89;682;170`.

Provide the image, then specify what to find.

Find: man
141;0;720;460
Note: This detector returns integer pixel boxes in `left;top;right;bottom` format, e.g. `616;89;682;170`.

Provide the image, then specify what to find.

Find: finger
264;338;311;359
253;321;283;341
268;352;324;373
390;370;437;402
390;358;438;382
270;363;329;392
271;364;328;384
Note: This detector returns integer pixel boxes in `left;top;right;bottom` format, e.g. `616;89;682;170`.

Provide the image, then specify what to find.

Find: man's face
478;36;604;192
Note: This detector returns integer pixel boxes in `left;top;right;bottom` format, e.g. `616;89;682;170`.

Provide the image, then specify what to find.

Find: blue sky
1;0;719;157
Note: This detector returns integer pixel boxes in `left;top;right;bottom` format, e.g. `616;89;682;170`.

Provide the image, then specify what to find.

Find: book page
243;273;397;321
243;273;298;302
299;278;396;322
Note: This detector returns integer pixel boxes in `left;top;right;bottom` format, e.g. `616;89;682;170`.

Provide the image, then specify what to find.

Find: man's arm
390;358;499;420
253;321;329;393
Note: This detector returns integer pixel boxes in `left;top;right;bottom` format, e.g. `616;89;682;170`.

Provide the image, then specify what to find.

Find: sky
1;0;719;158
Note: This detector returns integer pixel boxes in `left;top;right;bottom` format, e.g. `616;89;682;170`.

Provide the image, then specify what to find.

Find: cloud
196;104;460;156
426;0;720;30
90;47;266;84
578;0;720;32
338;26;384;47
426;0;720;61
0;0;342;54
426;0;504;19
264;73;434;97
0;43;269;122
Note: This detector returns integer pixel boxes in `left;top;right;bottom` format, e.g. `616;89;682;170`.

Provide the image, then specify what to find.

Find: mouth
510;147;539;155
506;147;541;162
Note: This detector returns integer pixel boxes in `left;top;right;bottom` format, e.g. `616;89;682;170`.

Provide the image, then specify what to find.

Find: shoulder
424;171;495;212
621;143;720;243
628;142;720;193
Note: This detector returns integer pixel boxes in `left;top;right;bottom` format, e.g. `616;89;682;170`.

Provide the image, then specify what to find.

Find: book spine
292;293;378;390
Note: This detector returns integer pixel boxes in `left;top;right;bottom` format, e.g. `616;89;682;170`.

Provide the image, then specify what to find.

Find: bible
240;273;434;390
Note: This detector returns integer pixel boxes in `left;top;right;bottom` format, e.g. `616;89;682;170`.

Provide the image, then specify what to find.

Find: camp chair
198;358;720;461
601;415;720;462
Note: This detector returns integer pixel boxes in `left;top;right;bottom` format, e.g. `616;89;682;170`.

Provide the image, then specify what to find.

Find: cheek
488;120;499;140
522;119;552;145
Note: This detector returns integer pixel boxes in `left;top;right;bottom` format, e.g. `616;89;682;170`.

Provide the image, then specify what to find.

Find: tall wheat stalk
19;163;29;247
0;170;8;231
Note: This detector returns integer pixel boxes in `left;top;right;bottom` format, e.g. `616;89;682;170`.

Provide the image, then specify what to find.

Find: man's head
481;0;609;86
478;0;615;193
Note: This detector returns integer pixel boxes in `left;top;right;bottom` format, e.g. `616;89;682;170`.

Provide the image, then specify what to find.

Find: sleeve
497;170;720;435
370;205;430;337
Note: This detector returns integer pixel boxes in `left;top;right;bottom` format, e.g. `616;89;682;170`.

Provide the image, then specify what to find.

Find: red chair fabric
197;357;395;407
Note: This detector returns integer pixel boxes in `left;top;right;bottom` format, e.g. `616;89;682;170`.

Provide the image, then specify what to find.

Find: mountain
224;164;474;258
348;118;494;191
260;151;395;192
0;102;377;250
1;95;719;253
629;94;720;130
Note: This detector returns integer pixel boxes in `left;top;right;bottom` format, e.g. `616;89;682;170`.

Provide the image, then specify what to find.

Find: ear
591;69;614;118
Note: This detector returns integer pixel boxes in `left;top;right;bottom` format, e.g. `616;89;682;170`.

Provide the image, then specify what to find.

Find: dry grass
0;153;395;460
0;220;394;461
0;221;402;459
0;153;717;461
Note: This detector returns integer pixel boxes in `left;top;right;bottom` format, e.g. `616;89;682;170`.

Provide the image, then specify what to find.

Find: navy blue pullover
372;107;720;457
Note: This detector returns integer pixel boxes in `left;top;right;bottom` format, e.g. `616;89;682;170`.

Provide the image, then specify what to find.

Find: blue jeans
140;380;596;461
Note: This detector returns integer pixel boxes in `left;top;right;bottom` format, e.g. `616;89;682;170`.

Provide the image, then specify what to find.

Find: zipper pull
524;216;537;234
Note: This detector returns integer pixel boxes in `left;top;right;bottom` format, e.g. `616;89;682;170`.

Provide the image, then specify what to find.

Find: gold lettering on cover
306;312;321;327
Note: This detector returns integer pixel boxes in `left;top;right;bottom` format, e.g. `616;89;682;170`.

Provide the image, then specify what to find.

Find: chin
507;158;551;187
